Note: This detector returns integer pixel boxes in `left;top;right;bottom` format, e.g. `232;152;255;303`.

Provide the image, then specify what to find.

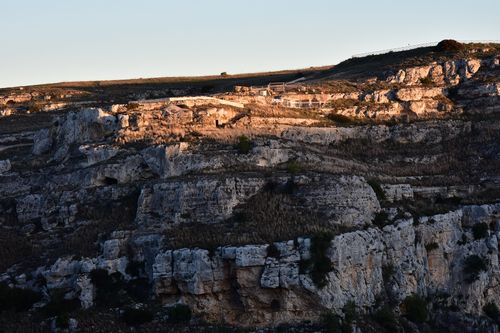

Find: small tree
235;135;252;154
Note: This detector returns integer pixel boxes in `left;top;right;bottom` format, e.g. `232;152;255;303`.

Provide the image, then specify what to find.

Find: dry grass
51;188;140;259
166;182;346;250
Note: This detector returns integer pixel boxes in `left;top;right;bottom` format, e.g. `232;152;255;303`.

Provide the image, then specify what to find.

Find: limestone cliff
0;41;499;332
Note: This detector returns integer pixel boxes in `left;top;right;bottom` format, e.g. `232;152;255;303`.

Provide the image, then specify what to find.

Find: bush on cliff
367;180;386;201
308;232;334;288
90;269;126;306
0;283;41;312
483;302;500;323
166;304;192;323
122;307;154;326
326;113;355;125
286;160;302;174
472;223;489;240
463;255;488;283
402;294;428;323
42;289;81;317
372;306;399;331
235;135;252;154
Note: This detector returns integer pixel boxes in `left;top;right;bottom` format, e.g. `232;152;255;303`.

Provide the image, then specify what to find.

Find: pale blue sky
1;0;499;88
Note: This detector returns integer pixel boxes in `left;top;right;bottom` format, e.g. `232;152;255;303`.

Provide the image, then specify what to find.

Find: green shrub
373;211;389;228
267;243;280;258
27;102;43;113
126;261;145;277
235;135;252;154
286;160;302;174
309;232;334;288
457;233;468;246
373;306;398;331
90;269;126;306
42;289;80;317
126;103;140;110
56;313;70;329
367;180;386;201
425;242;439;252
419;77;434;86
122;308;154;326
0;283;41;312
341;301;357;333
483;302;500;322
166;304;192;323
382;264;395;284
200;85;214;93
402;294;428;323
463;255;488;283
320;311;342;333
327;113;354;124
472;223;489;240
125;278;151;302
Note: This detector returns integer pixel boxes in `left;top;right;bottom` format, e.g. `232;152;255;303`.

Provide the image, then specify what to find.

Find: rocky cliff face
0;42;499;332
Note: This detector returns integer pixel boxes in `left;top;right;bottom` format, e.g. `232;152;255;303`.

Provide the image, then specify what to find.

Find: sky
1;0;499;88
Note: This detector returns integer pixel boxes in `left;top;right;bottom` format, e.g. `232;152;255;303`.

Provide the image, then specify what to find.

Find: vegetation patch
483;302;500;323
472;223;489;240
0;283;41;313
165;183;338;250
425;242;439;252
122;307;154;326
402;294;428;323
367;180;386;201
372;306;399;331
90;269;127;306
419;76;434;86
382;264;395;284
320;311;343;333
266;243;280;258
326;112;356;125
372;211;390;228
166;304;192;323
235;135;252;154
0;229;33;272
42;289;81;318
303;232;334;288
463;255;488;283
286;160;302;174
435;39;465;53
